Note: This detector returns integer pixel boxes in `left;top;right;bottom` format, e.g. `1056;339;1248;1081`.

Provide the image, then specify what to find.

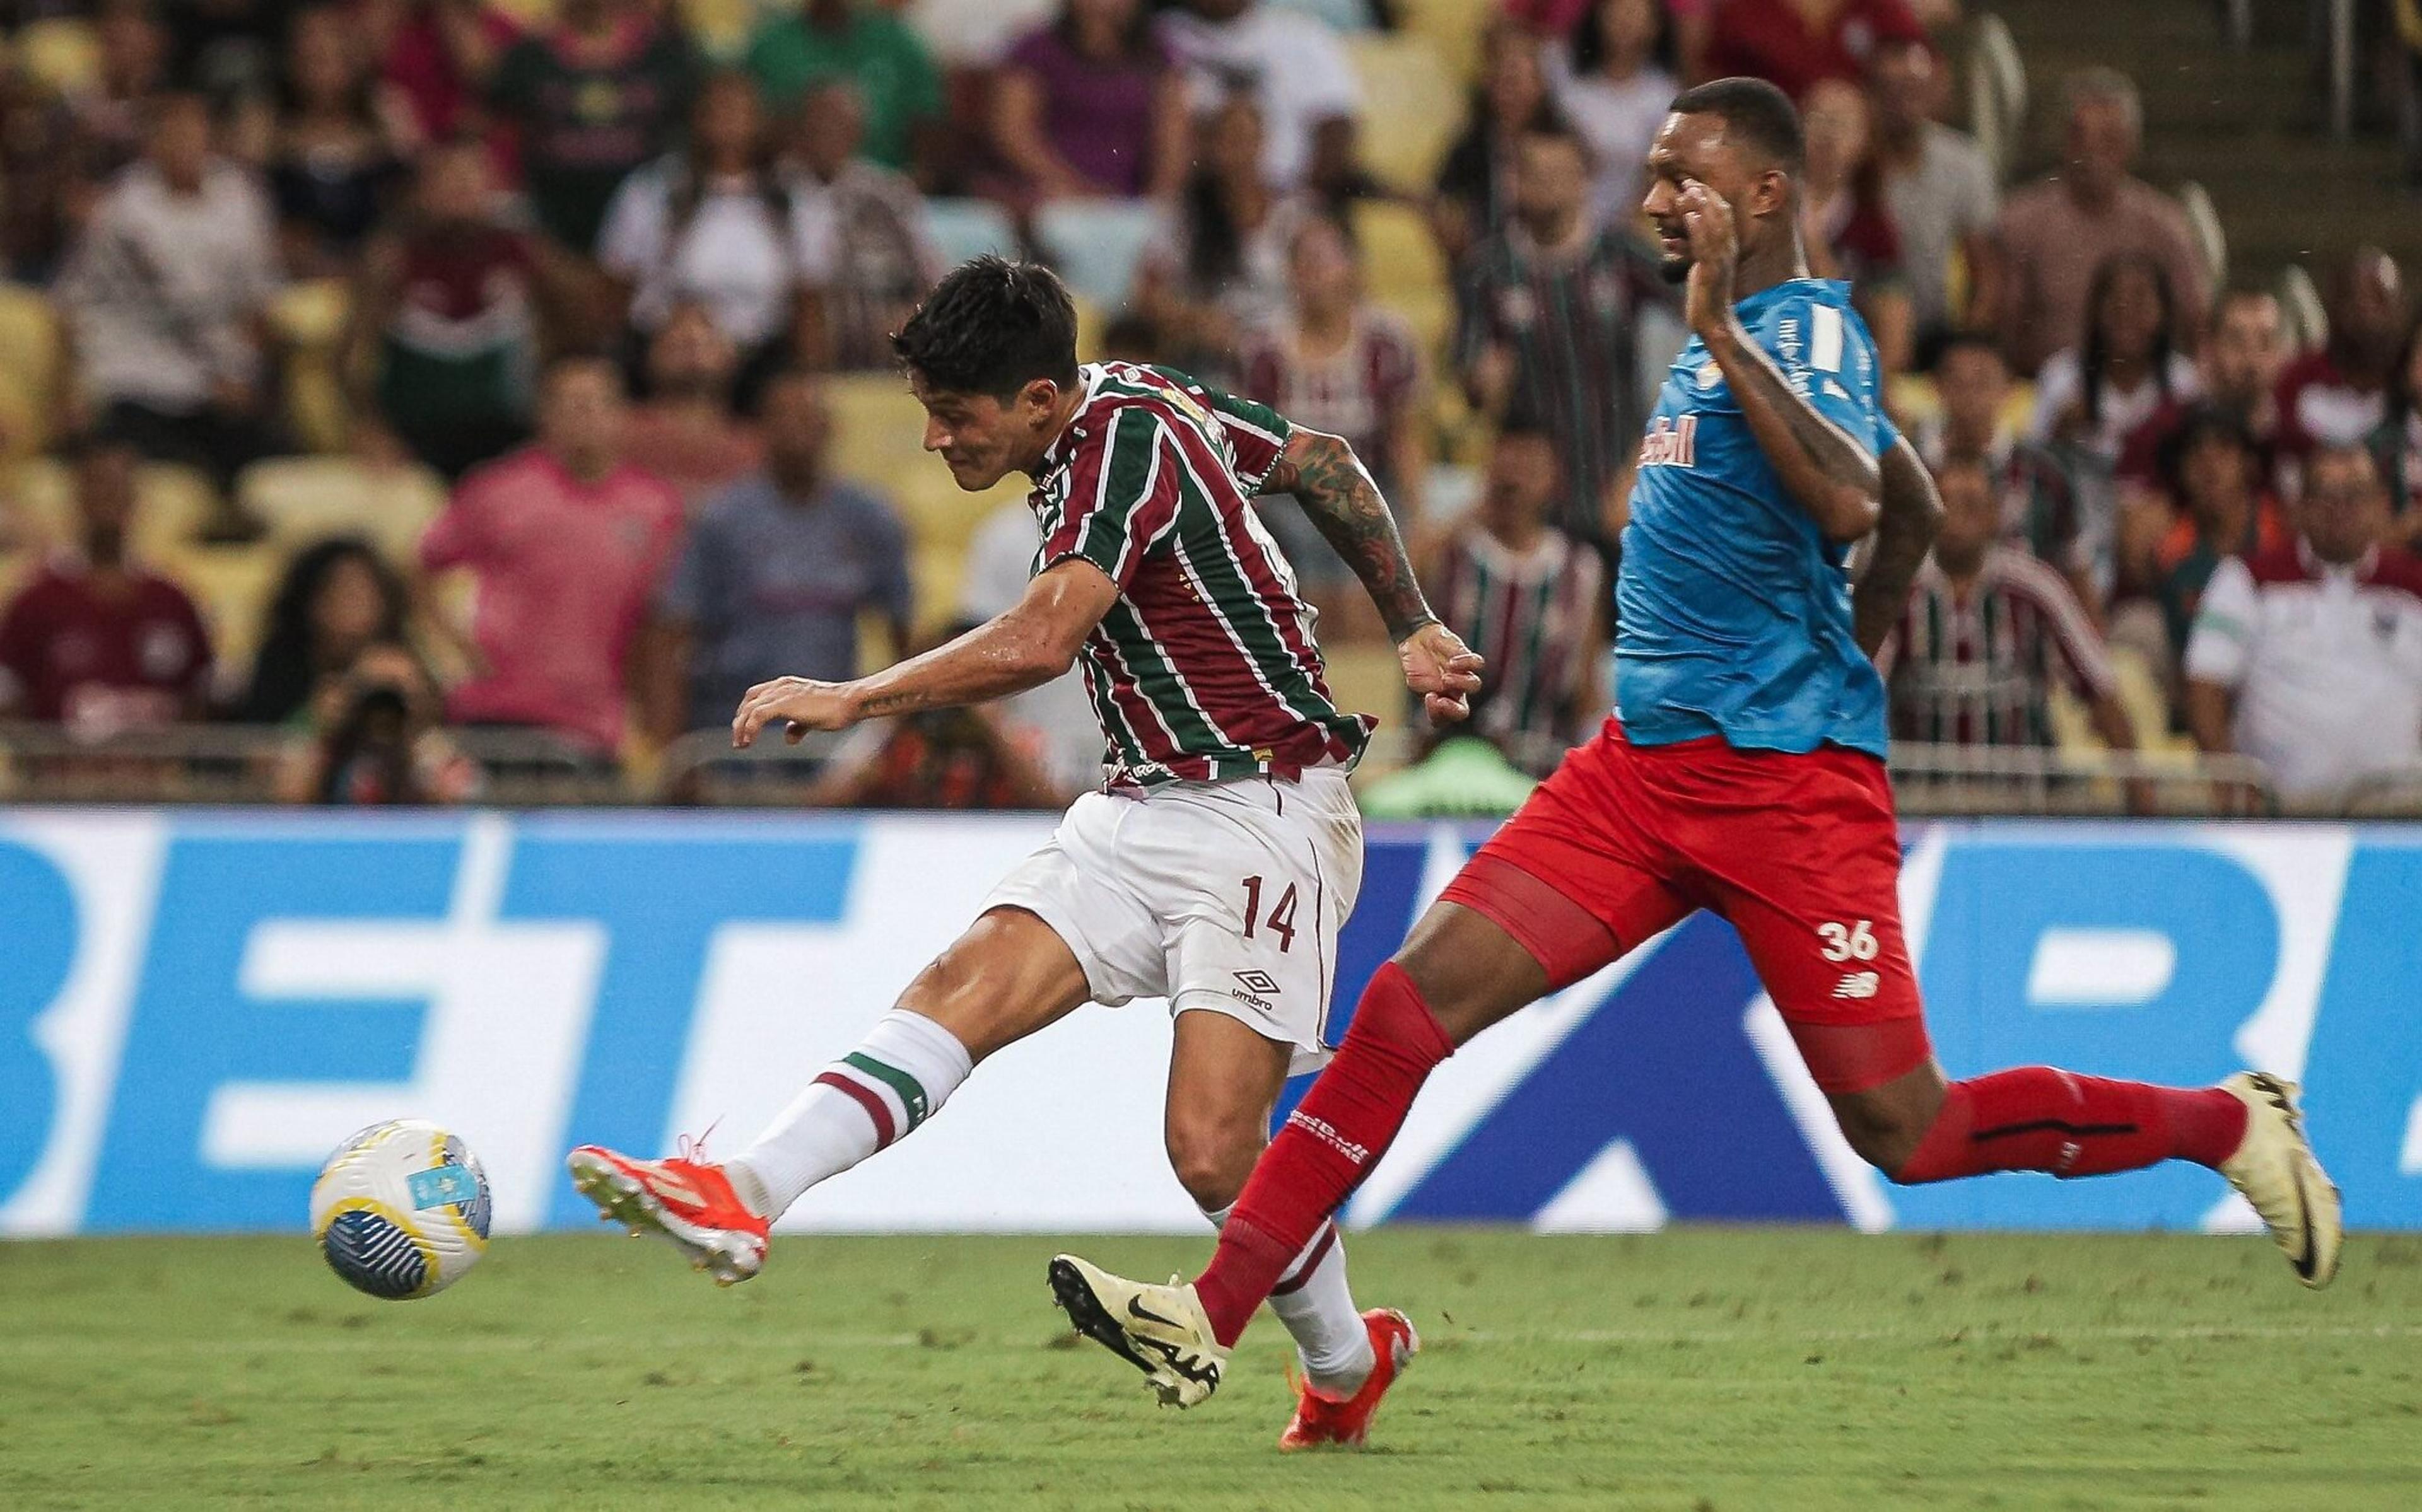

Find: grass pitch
4;1229;2418;1511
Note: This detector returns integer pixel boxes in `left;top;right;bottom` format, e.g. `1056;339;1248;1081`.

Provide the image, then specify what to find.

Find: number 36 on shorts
1816;919;1878;962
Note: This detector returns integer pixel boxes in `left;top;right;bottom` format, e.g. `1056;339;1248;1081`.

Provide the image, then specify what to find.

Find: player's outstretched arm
1852;435;1945;657
732;561;1116;747
1263;427;1485;722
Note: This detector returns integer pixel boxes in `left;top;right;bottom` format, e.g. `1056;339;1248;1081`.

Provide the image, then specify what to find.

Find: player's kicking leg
568;905;1090;1283
1050;1006;1414;1440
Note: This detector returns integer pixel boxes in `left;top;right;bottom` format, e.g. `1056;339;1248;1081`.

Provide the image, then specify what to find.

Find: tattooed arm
1261;427;1436;641
1261;427;1487;722
1853;436;1945;658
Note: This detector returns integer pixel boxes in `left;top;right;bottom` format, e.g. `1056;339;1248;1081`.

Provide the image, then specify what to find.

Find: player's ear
1017;376;1060;422
1750;166;1790;221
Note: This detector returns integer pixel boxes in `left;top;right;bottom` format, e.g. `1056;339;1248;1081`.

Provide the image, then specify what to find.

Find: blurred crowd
0;0;2416;814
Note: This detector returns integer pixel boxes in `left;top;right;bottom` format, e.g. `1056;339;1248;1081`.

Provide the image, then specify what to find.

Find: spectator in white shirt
2028;249;2199;472
2185;443;2422;805
598;71;814;406
57;91;283;489
1157;0;1360;192
1550;0;1676;232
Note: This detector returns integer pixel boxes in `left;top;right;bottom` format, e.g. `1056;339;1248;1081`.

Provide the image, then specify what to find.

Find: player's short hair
1667;76;1805;175
892;256;1081;399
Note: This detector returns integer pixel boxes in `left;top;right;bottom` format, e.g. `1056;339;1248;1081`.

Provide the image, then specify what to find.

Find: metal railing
1;721;2419;820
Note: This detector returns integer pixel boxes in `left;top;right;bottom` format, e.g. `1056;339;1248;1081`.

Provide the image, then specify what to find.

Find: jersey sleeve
1759;293;1888;460
2183;555;2259;688
1147;365;1295;492
1039;406;1185;590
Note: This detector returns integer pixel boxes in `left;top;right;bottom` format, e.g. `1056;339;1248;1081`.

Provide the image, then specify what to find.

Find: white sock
726;1009;974;1220
1200;1202;1374;1397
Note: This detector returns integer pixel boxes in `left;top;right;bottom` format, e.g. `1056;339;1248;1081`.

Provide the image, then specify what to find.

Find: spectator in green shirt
744;0;942;180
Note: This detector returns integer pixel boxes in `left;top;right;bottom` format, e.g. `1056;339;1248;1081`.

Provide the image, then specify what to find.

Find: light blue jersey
1615;277;1898;759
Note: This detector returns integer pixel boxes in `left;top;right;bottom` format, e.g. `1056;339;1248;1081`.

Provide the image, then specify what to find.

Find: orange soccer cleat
566;1143;770;1286
1277;1308;1419;1450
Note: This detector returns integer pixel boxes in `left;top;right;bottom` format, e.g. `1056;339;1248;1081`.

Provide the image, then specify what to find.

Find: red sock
1894;1066;2248;1183
1193;962;1453;1347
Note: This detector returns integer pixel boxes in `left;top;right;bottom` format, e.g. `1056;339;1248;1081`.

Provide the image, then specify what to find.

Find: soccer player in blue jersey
1051;77;2343;1420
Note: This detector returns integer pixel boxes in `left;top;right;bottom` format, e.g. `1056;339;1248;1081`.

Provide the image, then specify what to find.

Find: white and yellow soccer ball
310;1120;492;1300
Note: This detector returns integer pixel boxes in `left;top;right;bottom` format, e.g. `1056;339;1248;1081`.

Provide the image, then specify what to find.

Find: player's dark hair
892;256;1081;399
1668;76;1805;174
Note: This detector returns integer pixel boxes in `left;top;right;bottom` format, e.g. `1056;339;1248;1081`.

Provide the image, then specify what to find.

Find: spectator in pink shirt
420;356;684;757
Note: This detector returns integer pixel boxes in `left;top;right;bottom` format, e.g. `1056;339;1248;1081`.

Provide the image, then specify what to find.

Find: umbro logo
1233;971;1281;994
1830;972;1880;1000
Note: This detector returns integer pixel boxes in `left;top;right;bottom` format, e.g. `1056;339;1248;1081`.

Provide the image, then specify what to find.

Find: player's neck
1732;231;1809;302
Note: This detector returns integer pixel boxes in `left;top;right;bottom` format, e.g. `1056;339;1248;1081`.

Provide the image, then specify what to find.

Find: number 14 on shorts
1241;875;1299;952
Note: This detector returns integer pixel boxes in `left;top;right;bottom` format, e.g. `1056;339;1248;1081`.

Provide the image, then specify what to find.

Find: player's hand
1679;180;1739;340
732;676;860;748
1400;621;1485;726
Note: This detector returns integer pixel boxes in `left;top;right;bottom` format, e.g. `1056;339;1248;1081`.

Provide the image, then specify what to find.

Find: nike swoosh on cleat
1126;1295;1185;1333
2287;1160;2317;1280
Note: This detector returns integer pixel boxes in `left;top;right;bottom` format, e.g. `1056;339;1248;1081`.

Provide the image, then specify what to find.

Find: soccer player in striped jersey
1051;78;2343;1422
569;257;1482;1449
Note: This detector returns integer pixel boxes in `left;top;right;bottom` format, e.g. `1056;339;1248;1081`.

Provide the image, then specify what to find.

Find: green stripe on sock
843;1053;931;1129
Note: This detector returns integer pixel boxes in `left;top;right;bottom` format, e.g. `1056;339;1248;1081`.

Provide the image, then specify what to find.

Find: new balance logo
1830;972;1880;1000
1286;1110;1372;1166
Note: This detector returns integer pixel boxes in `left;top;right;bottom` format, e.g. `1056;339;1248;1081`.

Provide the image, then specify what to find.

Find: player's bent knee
1827;1062;1950;1177
1393;903;1552;1045
1163;1116;1263;1212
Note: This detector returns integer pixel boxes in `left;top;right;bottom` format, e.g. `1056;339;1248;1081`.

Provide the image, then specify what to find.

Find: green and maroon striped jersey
1031;361;1375;788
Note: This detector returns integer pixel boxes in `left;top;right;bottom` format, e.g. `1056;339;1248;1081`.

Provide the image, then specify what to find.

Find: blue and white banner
0;811;2415;1236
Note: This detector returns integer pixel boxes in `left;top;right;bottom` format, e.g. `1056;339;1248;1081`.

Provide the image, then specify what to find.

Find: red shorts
1439;719;1932;1094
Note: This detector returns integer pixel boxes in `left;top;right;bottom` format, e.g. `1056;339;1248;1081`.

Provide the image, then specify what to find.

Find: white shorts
981;769;1364;1076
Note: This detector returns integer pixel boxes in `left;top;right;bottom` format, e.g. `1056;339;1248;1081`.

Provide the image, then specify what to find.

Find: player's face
910;374;1056;492
1641;113;1758;284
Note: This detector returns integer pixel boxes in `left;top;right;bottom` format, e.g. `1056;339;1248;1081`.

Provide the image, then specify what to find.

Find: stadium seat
8;460;218;557
1032;201;1166;311
487;0;559;30
1350;201;1454;358
679;0;755;59
1392;0;1490;84
896;470;1023;561
155;542;283;675
15;18;100;98
269;279;353;453
0;284;62;461
237;457;448;563
824;373;933;491
1346;35;1466;197
921;199;1020;270
2179;182;2228;292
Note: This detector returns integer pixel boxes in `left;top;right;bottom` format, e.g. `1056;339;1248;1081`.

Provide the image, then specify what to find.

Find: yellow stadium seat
488;0;559;30
911;547;966;632
824;373;932;489
16;18;100;98
1392;0;1489;84
238;457;448;563
8;460;217;556
680;0;755;59
1351;200;1455;358
156;543;283;674
1323;644;1407;733
895;470;1023;560
270;279;353;451
0;284;62;460
1347;35;1468;196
